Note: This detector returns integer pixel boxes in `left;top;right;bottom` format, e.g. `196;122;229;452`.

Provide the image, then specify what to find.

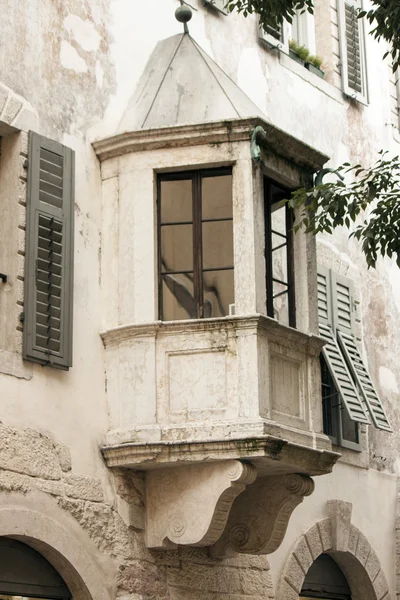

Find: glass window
158;169;233;321
321;356;360;450
264;178;295;327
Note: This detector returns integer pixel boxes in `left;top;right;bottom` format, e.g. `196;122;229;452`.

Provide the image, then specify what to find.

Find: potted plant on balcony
288;40;325;79
306;54;325;78
288;39;309;66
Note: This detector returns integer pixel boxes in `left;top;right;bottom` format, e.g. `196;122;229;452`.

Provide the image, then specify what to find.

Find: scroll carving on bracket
145;460;256;549
210;473;315;557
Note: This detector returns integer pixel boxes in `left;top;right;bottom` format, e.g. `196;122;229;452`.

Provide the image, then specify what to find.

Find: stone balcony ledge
102;434;339;475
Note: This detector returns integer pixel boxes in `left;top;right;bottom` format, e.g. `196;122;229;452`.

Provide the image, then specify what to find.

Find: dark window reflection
161;225;193;273
162;274;195;321
160;179;192;223
159;169;233;320
203;270;234;318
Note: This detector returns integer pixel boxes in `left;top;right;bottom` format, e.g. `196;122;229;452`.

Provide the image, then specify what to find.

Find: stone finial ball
175;4;193;23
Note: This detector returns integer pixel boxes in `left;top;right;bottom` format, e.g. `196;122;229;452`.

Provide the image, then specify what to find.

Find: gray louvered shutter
23;132;74;370
331;271;356;333
332;274;392;432
338;0;367;101
317;267;370;425
345;2;362;93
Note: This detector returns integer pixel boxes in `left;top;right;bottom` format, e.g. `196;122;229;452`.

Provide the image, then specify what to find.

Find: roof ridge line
141;34;185;129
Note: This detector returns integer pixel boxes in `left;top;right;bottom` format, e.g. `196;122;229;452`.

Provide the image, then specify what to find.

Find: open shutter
338;0;368;102
317;267;370;425
259;19;289;52
203;0;228;15
338;332;392;431
332;273;392;432
331;271;356;334
23;132;74;370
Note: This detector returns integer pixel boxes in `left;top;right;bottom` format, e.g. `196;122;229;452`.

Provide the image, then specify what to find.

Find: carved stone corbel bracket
145;460;257;549
210;473;315;557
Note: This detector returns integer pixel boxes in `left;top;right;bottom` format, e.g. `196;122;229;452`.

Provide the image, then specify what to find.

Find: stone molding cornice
100;314;325;356
92;117;329;170
102;435;339;476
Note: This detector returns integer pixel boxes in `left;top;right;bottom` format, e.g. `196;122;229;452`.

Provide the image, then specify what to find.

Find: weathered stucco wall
0;0;399;598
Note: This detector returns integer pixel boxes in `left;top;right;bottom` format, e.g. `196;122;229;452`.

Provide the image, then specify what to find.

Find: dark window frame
321;356;361;451
264;177;296;328
157;167;233;321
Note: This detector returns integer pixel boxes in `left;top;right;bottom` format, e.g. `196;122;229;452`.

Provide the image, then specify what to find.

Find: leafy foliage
288;152;400;268
359;1;400;72
225;0;313;27
225;0;400;71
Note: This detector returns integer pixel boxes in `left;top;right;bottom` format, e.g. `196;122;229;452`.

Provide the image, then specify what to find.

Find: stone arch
276;501;391;600
0;502;113;600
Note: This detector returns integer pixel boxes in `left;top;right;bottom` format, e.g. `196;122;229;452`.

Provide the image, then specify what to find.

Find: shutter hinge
23;159;29;170
19;312;25;323
0;273;7;283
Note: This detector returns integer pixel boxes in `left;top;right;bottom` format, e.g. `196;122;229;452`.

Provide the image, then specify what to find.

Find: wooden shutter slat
317;267;332;326
319;324;370;424
331;272;355;334
40;169;63;188
338;331;392;431
24;132;74;369
339;0;365;96
318;266;369;425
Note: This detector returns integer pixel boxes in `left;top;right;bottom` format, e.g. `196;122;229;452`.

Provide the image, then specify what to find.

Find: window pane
342;406;359;444
162;274;195;320
203;269;234;318
272;234;288;284
273;280;289;326
202;220;233;270
161;224;193;272
160;179;192;223
202;174;232;220
271;202;286;236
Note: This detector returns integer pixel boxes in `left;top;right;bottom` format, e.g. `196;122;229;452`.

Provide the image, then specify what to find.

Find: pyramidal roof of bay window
118;32;267;132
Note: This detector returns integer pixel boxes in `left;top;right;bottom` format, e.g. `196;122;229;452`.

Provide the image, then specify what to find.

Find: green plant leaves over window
225;0;400;71
287;152;400;269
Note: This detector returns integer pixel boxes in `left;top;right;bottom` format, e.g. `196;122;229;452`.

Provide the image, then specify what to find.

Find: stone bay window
93;7;339;555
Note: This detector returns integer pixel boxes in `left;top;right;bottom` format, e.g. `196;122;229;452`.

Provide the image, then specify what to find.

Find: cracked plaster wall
0;0;399;599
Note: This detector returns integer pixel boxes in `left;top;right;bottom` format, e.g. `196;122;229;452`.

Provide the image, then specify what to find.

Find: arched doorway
0;537;71;599
300;553;351;599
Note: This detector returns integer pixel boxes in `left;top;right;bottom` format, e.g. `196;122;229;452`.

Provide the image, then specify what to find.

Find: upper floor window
264;178;295;328
337;0;368;103
158;168;233;321
259;10;316;57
